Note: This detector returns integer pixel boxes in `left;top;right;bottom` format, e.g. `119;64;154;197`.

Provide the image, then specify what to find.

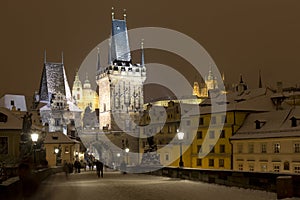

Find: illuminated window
238;163;243;171
261;164;267;172
274;143;280;153
294;165;300;173
65;146;69;154
284;161;290;171
249;164;254;171
273;164;280;172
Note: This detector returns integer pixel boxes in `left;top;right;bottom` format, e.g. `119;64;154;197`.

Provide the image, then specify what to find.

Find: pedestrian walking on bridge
95;160;103;178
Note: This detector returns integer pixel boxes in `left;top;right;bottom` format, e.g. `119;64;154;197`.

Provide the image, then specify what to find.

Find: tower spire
240;74;244;83
258;70;262;88
108;38;112;65
141;39;145;67
61;51;64;64
44;49;47;64
97;47;101;71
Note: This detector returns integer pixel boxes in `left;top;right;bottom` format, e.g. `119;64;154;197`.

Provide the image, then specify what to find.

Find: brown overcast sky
1;0;300;101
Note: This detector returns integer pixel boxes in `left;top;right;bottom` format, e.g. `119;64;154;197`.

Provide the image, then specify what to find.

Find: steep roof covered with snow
231;107;300;140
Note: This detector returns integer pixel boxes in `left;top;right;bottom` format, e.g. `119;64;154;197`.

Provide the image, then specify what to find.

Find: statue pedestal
128;151;162;173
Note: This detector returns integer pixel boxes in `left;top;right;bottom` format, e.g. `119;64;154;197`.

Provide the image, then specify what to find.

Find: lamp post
125;148;129;165
117;153;121;169
31;132;39;165
54;148;60;166
177;130;184;168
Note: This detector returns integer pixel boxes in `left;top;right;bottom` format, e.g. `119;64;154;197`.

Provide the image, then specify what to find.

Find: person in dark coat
74;160;81;173
95;160;103;178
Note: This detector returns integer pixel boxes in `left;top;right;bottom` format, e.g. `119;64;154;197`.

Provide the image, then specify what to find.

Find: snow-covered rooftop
44;131;80;144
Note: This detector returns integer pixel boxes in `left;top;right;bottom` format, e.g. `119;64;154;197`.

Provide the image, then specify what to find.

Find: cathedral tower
96;9;146;131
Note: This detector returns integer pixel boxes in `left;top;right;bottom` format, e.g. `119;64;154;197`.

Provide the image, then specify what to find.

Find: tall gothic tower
96;9;146;131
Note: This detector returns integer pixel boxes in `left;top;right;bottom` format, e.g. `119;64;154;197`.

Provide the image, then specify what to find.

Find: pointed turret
96;47;101;72
44;49;47;64
239;74;244;83
236;74;248;95
108;38;112;65
61;51;64;64
84;73;91;89
111;8;131;63
141;39;145;67
207;64;214;81
258;70;262;88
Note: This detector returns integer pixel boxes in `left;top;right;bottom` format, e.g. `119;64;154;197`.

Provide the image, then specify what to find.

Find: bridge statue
140;136;161;166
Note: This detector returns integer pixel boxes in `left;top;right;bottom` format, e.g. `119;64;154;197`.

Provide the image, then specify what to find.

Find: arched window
284;161;290;171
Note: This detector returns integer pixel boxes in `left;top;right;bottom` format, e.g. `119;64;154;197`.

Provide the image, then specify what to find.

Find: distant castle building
192;66;222;98
72;72;99;112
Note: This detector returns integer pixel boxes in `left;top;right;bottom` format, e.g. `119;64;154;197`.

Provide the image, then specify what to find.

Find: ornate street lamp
117;153;121;168
31;132;39;165
125;148;129;165
177;130;184;168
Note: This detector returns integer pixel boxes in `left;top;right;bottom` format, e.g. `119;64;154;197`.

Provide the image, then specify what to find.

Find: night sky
1;0;300;101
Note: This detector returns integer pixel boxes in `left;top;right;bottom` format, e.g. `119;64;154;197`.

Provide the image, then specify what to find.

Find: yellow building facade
188;110;248;170
231;108;300;174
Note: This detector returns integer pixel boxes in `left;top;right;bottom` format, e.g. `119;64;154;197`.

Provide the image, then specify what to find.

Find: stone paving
25;170;289;200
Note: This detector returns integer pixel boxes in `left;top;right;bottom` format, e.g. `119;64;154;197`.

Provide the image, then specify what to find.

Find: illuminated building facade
96;9;146;131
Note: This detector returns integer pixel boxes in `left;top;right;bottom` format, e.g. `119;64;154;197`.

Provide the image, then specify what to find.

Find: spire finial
86;72;88;80
61;51;64;64
258;70;262;88
112;7;115;20
44;49;47;64
123;9;127;20
240;74;243;83
108;38;112;65
141;39;145;66
97;47;101;71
